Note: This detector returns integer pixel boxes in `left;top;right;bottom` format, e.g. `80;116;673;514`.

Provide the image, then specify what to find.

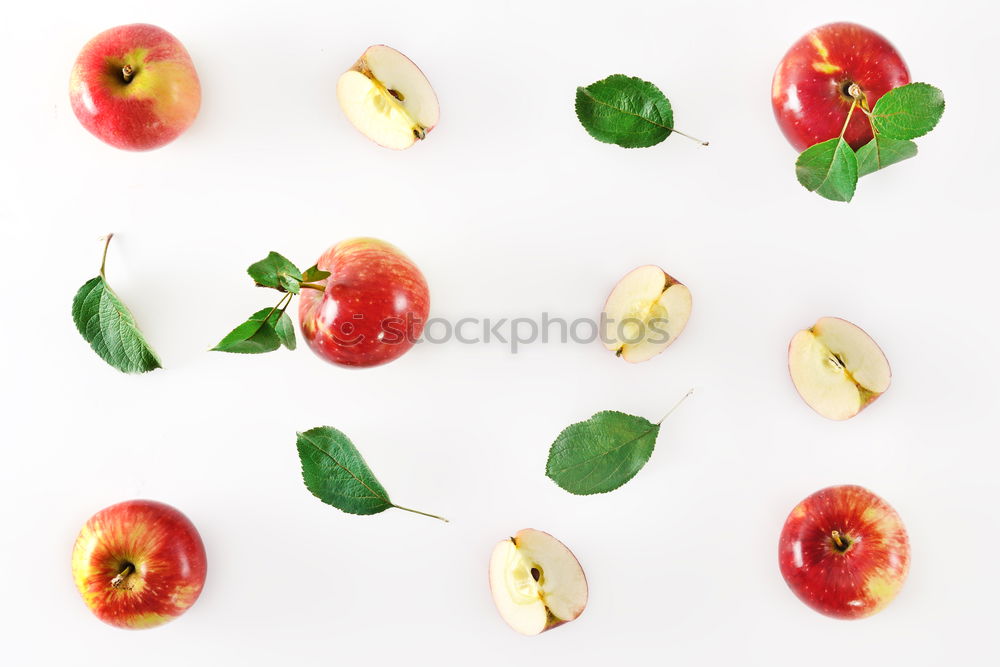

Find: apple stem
656;388;695;425
110;562;134;589
671;129;709;146
838;99;858;141
99;233;114;279
831;530;844;548
121;64;134;84
299;282;327;292
391;504;449;523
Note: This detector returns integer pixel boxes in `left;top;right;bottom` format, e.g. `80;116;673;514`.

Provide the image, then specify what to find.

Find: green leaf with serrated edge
276;311;296;350
301;264;331;282
871;83;944;140
857;136;918;176
575;74;675;148
71;276;162;374
295;426;448;521
546;411;660;495
212;308;282;354
247;252;302;294
795;138;858;202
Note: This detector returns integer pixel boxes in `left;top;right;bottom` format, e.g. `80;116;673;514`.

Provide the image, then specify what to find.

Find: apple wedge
602;265;692;362
788;317;891;420
488;529;588;636
336;45;439;150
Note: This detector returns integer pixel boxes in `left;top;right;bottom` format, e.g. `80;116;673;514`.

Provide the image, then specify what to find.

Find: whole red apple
69;24;201;151
778;485;909;619
299;238;430;367
772;22;910;151
72;499;207;629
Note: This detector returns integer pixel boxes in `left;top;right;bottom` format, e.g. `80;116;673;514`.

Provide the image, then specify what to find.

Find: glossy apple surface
772;22;909;151
299;238;430;368
72;499;207;629
69;24;201;150
779;485;909;619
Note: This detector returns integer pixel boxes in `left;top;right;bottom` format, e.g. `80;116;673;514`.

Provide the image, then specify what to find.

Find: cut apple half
602;265;692;363
488;529;588;636
788;316;891;420
336;45;440;150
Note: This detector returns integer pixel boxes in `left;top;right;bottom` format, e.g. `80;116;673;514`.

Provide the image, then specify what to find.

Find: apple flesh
788;316;890;420
298;238;430;368
72;499;207;629
337;45;439;150
772;22;910;151
69;24;201;151
779;485;910;619
602;265;692;363
489;529;588;636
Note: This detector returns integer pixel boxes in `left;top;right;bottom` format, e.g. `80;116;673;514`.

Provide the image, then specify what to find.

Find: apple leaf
248;252;303;294
301;264;331;283
856;136;918;177
72;276;162;374
795;138;858;202
871;83;945;140
575;74;680;148
212;307;284;354
275;312;297;350
296;426;447;521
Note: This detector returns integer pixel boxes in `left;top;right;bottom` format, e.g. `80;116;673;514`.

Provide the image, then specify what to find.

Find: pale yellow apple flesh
788;317;891;420
488;529;588;636
602;265;692;363
336;45;439;150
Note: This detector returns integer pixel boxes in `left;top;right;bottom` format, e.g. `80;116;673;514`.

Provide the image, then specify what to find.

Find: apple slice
336;45;439;150
488;529;588;636
788;317;891;420
602;265;692;362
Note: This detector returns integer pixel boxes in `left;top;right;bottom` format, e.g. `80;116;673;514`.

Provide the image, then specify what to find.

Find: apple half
602;265;692;362
788;317;891;420
488;529;588;636
336;45;439;150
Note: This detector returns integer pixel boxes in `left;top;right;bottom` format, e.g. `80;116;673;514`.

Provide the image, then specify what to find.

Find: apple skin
779;485;909;619
772;22;910;151
72;500;207;629
298;238;430;368
69;24;201;151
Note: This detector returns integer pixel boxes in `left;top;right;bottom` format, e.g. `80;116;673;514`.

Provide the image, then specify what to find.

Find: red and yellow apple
72;499;207;629
69;24;201;151
772;22;910;151
299;238;430;368
779;485;910;619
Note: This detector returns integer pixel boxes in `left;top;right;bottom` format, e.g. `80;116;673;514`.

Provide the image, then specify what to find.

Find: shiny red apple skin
299;238;430;368
72;500;207;629
69;24;201;151
779;485;909;619
772;22;910;151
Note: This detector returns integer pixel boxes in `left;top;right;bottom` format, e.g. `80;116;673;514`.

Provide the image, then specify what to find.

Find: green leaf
795;138;858;202
296;426;447;521
546;411;661;495
857;136;918;176
275;311;296;350
247;252;302;294
71;276;162;374
301;264;331;282
212;307;283;354
871;83;945;140
575;74;675;148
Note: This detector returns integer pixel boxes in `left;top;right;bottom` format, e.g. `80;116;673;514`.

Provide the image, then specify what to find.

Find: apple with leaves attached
299;238;430;367
70;24;201;150
779;485;910;619
601;265;691;362
489;529;588;636
72;500;207;629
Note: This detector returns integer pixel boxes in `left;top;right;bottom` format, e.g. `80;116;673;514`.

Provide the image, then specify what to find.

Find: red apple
778;485;909;619
299;238;430;368
69;24;201;151
772;22;910;151
72;500;207;629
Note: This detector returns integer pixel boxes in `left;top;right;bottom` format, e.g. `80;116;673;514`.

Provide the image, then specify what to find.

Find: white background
1;0;996;664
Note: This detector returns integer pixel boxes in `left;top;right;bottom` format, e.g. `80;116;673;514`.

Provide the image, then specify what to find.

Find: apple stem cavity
390;503;449;523
830;530;852;553
99;233;114;279
656;388;695;425
110;561;135;589
121;64;135;84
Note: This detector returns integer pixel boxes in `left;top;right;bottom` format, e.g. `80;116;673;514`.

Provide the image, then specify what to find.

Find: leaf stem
671;129;709;146
838;99;858;141
656;388;695;425
99;233;114;279
391;504;450;522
